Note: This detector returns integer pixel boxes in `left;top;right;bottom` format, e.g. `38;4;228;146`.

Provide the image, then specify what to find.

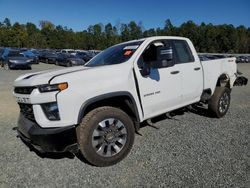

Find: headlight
9;60;17;63
38;82;68;93
26;59;33;63
41;102;60;120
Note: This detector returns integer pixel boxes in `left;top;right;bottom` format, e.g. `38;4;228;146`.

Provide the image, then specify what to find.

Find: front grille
14;87;36;94
18;103;35;122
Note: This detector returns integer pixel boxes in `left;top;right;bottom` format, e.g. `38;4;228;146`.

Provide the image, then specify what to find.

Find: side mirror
156;46;174;67
157;46;173;61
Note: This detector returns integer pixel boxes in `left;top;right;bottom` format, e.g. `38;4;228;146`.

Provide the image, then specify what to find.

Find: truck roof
120;36;189;46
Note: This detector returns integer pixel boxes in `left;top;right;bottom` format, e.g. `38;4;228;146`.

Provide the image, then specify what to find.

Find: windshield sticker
123;45;139;50
124;50;133;56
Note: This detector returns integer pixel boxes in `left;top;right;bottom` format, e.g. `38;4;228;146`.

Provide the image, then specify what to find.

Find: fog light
41;102;60;120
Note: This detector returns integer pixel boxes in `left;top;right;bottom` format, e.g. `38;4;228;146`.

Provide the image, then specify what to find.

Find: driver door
134;40;182;120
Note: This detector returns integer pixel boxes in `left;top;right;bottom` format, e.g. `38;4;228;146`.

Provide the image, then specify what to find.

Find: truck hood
14;66;90;86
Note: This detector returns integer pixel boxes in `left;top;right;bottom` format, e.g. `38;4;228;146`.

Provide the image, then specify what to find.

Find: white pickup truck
13;36;247;166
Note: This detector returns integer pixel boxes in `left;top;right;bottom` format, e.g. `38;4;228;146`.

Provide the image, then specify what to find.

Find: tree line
0;18;249;53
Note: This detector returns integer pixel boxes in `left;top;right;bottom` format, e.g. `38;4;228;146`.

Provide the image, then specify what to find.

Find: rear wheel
76;106;135;166
208;87;231;118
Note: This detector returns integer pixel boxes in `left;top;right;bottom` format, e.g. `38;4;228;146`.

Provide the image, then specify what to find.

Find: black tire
76;106;135;166
208;87;231;118
66;61;72;67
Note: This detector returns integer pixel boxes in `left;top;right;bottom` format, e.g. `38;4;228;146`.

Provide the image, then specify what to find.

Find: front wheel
76;106;135;166
208;87;231;118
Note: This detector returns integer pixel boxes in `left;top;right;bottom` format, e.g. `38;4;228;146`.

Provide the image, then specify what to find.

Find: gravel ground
0;63;249;187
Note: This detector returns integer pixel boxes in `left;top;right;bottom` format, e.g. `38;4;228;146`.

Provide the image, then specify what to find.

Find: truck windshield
86;41;143;67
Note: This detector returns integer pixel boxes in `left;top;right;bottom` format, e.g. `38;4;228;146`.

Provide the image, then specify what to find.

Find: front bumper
9;62;31;69
17;113;78;153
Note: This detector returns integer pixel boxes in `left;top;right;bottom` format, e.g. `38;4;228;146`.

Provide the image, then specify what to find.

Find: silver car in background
5;51;32;69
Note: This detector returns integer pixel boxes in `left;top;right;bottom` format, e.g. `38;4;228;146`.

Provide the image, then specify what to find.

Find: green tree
143;28;156;37
12;22;28;47
3;18;11;27
164;19;174;35
26;22;38;35
0;17;249;53
39;20;55;30
179;21;200;50
121;24;130;41
128;21;142;39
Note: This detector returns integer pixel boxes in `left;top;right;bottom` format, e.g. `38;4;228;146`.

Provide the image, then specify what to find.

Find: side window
173;40;194;63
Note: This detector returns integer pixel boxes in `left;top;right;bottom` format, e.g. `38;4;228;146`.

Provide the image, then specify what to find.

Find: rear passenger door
172;40;203;105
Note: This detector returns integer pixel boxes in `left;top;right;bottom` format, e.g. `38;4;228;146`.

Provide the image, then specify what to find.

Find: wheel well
216;74;230;88
78;95;140;130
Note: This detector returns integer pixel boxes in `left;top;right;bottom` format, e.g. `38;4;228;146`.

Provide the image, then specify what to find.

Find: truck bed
201;57;237;93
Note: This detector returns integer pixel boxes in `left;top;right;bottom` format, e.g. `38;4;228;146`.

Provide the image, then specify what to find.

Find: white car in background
61;49;76;56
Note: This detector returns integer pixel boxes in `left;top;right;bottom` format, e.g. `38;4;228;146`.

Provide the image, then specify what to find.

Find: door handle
171;71;180;74
194;67;201;71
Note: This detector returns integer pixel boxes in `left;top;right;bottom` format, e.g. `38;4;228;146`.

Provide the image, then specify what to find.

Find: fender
77;91;141;124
